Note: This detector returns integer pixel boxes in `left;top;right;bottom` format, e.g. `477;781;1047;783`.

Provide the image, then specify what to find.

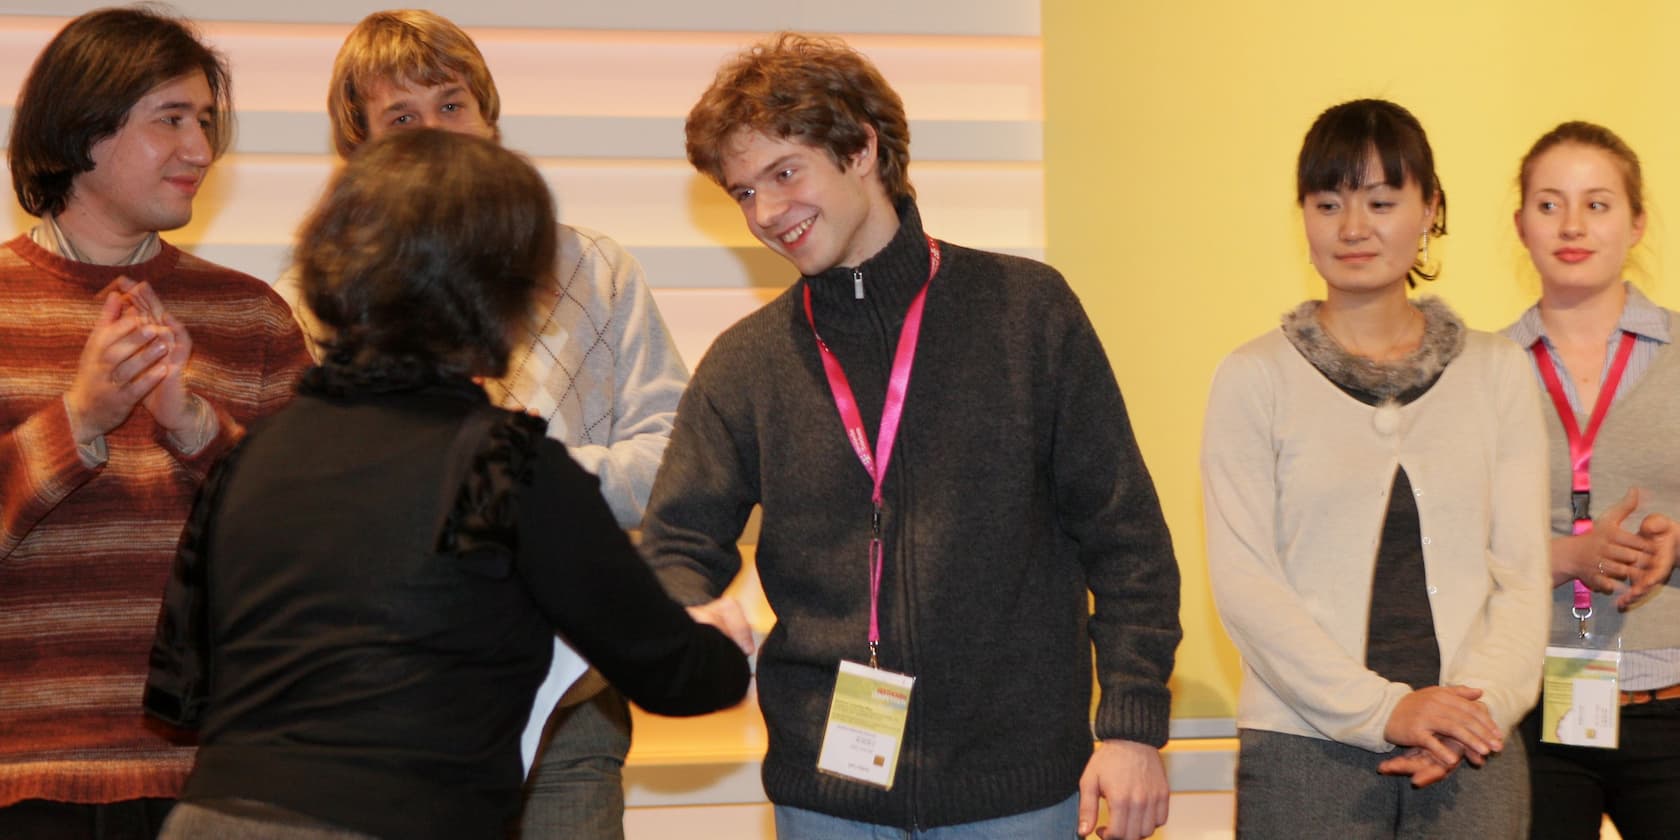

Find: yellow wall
1045;0;1680;718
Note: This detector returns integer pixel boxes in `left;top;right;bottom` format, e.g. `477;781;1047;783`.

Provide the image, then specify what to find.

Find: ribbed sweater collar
7;233;182;290
801;199;933;328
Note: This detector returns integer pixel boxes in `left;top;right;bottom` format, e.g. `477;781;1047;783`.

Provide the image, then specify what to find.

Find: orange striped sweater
0;235;310;806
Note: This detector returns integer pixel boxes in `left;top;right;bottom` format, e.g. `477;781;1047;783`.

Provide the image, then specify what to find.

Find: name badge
816;660;915;789
1541;645;1620;748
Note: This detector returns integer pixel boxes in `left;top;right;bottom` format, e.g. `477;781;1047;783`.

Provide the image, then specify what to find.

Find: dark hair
1518;121;1644;217
1297;99;1447;286
295;130;555;379
686;32;914;203
9;6;232;218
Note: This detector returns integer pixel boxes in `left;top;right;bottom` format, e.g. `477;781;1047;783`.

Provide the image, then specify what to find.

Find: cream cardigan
1201;326;1551;752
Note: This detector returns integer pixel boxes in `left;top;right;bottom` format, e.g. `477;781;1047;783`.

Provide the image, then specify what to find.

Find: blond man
273;11;687;839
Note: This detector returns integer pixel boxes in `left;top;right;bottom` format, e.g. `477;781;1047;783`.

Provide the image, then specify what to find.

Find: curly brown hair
685;32;913;203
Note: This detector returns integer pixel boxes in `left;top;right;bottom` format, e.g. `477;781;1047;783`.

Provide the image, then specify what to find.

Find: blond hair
327;10;499;158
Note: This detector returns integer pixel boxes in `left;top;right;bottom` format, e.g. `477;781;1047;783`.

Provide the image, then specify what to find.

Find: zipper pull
853;268;864;300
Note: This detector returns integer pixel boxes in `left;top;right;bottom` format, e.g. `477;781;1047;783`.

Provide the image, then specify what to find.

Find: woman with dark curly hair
144;129;750;840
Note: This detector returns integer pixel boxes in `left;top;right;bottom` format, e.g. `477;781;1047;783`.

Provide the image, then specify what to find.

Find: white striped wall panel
0;1;1040;36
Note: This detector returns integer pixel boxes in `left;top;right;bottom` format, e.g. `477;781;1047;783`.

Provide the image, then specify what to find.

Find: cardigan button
1372;403;1400;435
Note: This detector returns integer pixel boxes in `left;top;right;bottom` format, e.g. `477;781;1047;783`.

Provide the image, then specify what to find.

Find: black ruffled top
144;358;750;838
299;362;545;565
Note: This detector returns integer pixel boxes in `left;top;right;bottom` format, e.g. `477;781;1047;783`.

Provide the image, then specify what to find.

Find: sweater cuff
653;564;719;607
30;398;102;482
55;395;107;467
157;398;243;477
1094;689;1172;748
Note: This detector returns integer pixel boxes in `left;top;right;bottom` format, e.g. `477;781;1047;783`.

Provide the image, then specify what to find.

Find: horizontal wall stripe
0;21;1041;121
0;109;1042;162
0;2;1040;37
1;159;1044;268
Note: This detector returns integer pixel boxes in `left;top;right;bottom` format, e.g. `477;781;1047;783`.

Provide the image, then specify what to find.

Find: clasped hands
63;278;203;447
1375;685;1502;788
1559;488;1677;611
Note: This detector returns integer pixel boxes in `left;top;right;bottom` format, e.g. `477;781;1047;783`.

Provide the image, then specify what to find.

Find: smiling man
0;8;311;838
644;33;1182;840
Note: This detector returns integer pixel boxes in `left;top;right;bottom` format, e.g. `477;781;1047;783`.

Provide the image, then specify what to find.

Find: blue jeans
773;794;1078;839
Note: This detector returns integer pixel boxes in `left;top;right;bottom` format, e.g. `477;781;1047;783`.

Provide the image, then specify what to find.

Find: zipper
858;264;923;828
864;269;922;829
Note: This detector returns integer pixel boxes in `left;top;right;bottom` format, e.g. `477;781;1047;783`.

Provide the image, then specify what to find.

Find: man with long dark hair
0;8;310;837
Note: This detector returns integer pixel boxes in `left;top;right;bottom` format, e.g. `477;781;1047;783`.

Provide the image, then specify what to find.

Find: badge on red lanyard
1531;330;1636;637
802;236;941;668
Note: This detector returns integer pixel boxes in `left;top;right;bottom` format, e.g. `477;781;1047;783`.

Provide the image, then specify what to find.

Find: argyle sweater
274;224;686;528
0;235;311;806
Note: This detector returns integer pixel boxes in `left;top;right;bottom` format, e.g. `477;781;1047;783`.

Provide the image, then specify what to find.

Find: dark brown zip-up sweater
643;201;1181;829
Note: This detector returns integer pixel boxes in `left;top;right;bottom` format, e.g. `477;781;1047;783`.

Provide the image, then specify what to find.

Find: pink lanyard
802;236;941;668
1531;330;1636;632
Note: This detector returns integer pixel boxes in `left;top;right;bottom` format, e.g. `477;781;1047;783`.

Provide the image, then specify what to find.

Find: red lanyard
1531;330;1636;626
802;236;941;668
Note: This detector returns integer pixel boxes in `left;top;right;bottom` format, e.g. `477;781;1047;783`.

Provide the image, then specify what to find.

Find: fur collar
1281;296;1466;402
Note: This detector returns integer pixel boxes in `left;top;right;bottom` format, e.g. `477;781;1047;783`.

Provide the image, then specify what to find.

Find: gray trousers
159;800;376;839
1236;728;1529;839
513;685;633;840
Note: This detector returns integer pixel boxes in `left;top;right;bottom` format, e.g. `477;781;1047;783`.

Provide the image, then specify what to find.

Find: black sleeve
143;436;250;730
515;437;751;716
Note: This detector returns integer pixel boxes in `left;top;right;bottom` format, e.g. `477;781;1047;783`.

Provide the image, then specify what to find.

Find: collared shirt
31;213;161;266
1507;282;1680;690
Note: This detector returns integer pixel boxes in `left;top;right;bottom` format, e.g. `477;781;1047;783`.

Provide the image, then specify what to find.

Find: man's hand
1382;685;1501;768
123;281;203;438
138;309;202;438
63;289;168;443
685;597;755;654
1077;739;1168;839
